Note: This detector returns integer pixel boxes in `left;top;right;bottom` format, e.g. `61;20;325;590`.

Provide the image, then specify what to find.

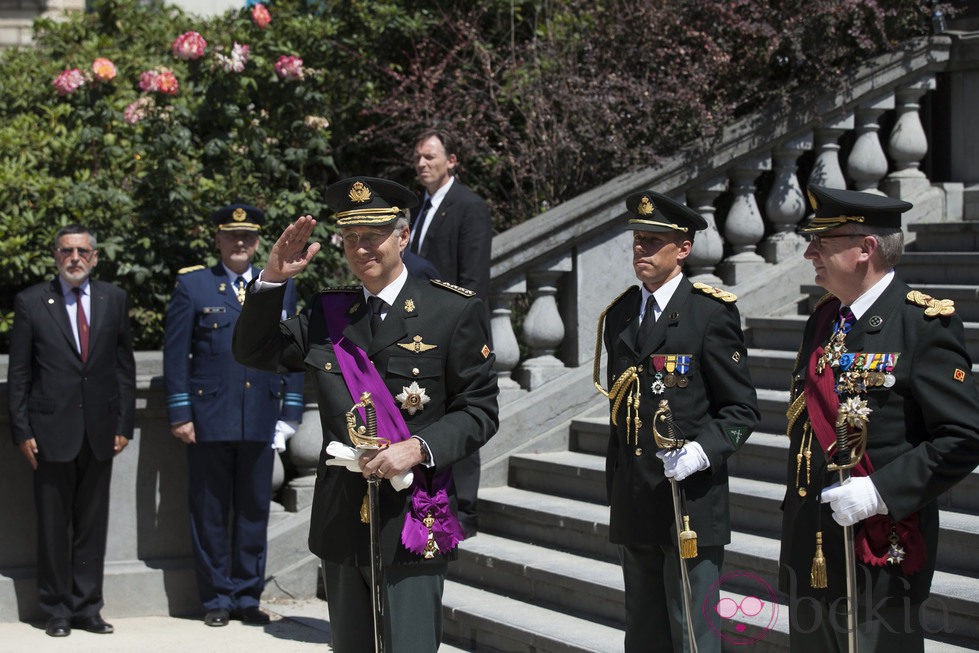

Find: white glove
324;441;413;491
271;420;298;452
655;441;709;481
820;476;888;527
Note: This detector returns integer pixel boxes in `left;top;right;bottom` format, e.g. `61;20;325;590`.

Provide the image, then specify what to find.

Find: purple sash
320;293;465;556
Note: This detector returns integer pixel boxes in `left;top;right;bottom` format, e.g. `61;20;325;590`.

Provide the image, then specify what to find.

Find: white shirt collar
222;263;253;284
58;277;90;298
848;270;894;320
363;264;409;308
425;175;455;211
640;273;684;320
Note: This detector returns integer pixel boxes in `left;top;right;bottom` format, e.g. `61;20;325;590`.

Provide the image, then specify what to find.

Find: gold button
244;381;251;389
197;389;203;396
412;368;420;376
637;365;644;373
212;323;218;329
324;362;332;371
635;448;643;456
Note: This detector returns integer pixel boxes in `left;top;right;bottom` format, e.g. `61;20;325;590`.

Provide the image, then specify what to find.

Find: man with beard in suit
779;185;979;652
8;224;136;637
232;176;498;651
595;191;760;653
410;128;493;537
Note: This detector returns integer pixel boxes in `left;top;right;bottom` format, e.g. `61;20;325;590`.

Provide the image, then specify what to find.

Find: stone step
747;348;798;391
909;221;979;252
442;580;622;653
896;252;979;285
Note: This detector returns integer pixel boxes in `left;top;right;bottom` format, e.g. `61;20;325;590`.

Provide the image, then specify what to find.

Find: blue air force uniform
163;205;304;616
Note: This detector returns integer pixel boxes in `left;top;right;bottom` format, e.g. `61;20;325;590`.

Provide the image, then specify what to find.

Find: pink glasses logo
702;571;779;645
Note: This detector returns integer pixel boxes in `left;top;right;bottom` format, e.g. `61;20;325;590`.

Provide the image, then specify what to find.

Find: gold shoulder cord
594;290;641;445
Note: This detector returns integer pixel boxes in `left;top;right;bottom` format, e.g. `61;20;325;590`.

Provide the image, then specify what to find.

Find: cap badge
637;196;655;216
232;207;247;221
348;181;372;203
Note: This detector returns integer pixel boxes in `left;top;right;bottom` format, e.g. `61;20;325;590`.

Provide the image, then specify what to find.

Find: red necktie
72;287;89;362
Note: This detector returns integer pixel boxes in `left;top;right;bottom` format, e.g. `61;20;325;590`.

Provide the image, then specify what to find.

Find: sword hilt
826;396;870;473
652;399;685;450
346;392;390;450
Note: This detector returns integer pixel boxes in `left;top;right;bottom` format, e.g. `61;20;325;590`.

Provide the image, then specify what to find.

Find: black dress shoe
204;608;230;627
45;617;71;637
232;606;270;625
71;614;114;634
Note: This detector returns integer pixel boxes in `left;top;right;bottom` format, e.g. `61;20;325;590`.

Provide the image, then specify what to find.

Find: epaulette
693;282;737;303
177;265;205;275
321;285;360;294
430;279;475;297
907;289;955;317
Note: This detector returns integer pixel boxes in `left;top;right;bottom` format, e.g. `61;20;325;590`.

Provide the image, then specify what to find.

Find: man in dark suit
596;191;760;653
163;204;304;627
232;176;498;652
411;128;493;537
779;185;979;652
7;224;136;638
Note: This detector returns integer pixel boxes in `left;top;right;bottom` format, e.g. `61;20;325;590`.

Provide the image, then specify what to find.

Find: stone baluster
280;393;322;512
514;257;572;390
761;134;812;263
716;158;771;285
686;177;727;285
882;77;935;198
809;115;853;190
490;277;528;404
846;95;895;194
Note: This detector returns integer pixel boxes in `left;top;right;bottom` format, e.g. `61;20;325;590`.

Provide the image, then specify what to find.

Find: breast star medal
395;381;430;415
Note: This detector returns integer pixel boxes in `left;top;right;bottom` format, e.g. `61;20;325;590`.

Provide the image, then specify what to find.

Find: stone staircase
440;220;979;652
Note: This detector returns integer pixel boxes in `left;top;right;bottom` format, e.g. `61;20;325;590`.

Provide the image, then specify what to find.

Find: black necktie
368;296;384;337
636;295;657;348
410;196;432;253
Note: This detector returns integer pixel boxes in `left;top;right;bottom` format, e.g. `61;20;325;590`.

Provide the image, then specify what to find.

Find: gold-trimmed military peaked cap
625;190;707;235
325;176;418;228
801;184;912;233
211;203;264;232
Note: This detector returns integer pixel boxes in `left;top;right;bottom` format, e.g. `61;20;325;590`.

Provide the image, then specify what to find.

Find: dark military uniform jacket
779;277;979;603
164;264;304;441
602;277;760;547
232;273;499;566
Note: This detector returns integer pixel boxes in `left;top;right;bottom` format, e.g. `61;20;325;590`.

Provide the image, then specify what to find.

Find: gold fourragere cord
593;292;641;447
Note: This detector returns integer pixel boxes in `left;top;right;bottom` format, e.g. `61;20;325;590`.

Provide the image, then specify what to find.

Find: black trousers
322;559;446;653
33;437;113;620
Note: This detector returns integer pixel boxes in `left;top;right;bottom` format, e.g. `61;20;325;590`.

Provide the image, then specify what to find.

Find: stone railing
488;34;959;392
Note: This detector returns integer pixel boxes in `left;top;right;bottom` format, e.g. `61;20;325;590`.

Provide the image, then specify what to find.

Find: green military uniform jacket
779;278;979;603
232;274;498;567
602;276;760;547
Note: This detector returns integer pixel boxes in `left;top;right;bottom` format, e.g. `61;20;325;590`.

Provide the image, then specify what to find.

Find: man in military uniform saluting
232;177;498;651
596;190;760;653
780;185;979;652
163;204;305;626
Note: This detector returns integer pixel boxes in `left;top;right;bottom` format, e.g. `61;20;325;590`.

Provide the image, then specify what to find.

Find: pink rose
123;96;155;124
252;4;271;29
138;67;179;95
274;55;304;81
155;69;179;95
53;68;86;96
91;57;116;82
172;31;207;61
216;42;250;73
